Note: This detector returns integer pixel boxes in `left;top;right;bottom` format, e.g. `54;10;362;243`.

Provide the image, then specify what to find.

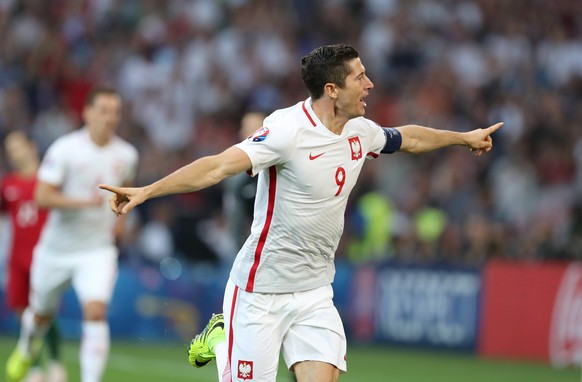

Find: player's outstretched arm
36;180;102;209
100;146;252;216
397;122;503;156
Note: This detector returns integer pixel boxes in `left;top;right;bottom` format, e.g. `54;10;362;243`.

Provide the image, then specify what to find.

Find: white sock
17;308;48;356
215;341;227;382
80;321;110;382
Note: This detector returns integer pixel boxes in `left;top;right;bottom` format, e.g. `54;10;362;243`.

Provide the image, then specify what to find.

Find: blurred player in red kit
1;131;67;382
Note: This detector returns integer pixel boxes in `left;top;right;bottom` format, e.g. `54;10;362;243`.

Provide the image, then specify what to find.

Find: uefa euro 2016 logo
248;127;270;142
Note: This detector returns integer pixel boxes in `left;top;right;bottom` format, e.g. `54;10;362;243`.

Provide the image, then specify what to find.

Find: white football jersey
232;99;387;293
36;128;138;254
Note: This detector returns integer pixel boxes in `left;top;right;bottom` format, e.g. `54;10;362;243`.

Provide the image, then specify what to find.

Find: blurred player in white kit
99;44;501;382
6;85;139;382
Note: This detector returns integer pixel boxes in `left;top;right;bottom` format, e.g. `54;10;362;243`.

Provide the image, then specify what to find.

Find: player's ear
324;83;338;100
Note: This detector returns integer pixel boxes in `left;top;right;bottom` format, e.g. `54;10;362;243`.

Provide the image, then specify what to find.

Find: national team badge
248;127;270;142
237;360;253;380
348;136;362;160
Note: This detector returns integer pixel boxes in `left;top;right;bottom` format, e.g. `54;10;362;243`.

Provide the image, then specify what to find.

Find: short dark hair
300;44;360;100
85;85;121;106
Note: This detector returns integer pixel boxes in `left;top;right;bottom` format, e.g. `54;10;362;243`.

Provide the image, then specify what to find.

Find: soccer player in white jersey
6;86;139;382
99;44;502;382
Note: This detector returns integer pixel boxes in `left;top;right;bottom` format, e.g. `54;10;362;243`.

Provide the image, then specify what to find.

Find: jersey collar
301;98;322;128
302;97;350;137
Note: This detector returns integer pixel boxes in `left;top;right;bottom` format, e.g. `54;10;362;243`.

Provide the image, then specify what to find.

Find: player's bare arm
100;146;252;216
35;180;102;209
397;122;503;156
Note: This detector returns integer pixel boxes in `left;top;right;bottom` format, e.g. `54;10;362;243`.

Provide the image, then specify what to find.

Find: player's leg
6;258;31;317
79;301;109;382
6;250;71;382
10;260;67;382
213;334;228;381
44;321;67;382
188;313;226;368
222;279;289;382
282;284;346;382
8;307;49;382
72;248;118;382
6;260;42;382
8;261;57;382
293;361;339;382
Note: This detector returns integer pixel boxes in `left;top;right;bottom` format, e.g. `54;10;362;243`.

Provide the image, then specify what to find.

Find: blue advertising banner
349;263;482;351
2;261;480;352
0;261;229;342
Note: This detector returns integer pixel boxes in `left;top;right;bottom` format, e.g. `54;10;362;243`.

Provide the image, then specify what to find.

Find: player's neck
16;162;38;178
311;100;348;135
87;129;111;147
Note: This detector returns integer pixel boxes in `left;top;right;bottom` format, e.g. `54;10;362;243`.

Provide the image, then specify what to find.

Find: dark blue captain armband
381;127;402;154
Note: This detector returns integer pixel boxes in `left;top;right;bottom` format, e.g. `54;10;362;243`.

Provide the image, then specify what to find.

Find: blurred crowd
1;0;581;268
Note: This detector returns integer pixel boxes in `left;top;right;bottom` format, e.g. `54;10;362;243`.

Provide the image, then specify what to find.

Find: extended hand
467;122;503;157
98;184;146;216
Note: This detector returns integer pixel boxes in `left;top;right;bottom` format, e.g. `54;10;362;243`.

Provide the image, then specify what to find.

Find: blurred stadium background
1;0;581;381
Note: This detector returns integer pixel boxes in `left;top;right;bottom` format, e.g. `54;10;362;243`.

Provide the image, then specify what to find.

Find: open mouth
360;98;367;107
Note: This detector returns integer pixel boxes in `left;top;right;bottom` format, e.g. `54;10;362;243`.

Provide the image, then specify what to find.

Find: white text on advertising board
377;269;480;347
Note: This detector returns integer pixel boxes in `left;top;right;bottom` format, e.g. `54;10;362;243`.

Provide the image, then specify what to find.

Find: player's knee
83;301;108;321
34;313;52;326
292;361;339;382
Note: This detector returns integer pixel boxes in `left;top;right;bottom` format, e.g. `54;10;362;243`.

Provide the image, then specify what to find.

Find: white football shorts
222;278;347;382
29;246;119;315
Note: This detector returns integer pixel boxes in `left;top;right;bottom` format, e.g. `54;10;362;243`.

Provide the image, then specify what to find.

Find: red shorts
6;260;31;311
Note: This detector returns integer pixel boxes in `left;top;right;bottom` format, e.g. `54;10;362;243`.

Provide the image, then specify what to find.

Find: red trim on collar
302;101;317;127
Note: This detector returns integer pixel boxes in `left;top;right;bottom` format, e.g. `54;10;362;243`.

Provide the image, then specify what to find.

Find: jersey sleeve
234;123;296;176
37;138;68;186
364;118;390;159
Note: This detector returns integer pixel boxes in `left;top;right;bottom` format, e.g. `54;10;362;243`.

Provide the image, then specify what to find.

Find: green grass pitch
0;336;578;381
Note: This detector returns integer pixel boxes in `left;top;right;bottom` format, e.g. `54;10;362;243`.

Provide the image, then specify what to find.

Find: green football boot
188;313;226;368
5;347;32;382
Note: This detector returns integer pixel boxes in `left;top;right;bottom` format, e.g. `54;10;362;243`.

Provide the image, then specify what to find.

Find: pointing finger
485;122;503;135
99;184;123;194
